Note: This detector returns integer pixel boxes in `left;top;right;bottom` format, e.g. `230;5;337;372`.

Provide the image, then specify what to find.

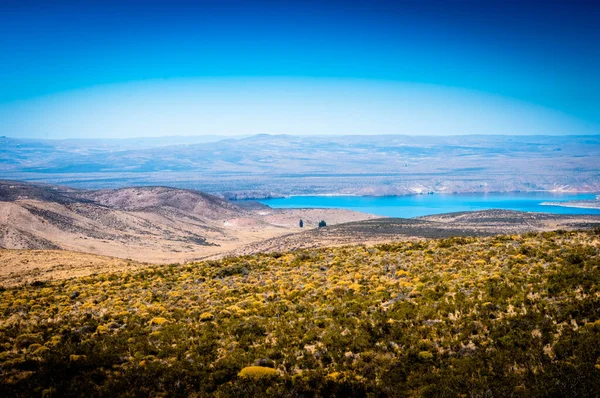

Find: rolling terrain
0;181;378;264
1;182;599;395
227;210;600;257
1;180;600;286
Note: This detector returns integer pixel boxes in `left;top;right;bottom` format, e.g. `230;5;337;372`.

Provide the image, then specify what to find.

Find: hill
74;186;241;218
226;210;600;256
2;180;600;268
0;230;598;396
0;181;377;263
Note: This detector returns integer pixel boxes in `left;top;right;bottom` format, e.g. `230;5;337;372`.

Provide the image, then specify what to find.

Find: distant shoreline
243;190;600;201
541;200;600;210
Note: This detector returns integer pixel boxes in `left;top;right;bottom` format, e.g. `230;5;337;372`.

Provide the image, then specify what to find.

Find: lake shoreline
541;200;600;210
259;192;600;218
236;189;600;201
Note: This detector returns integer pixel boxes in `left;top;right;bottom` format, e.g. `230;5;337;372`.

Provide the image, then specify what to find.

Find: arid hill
74;186;241;219
0;180;377;263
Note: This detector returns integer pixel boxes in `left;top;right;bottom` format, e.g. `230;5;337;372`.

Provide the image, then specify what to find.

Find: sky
0;0;599;138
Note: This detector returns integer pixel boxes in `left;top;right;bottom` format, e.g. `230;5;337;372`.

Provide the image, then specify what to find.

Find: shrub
1;231;599;396
200;312;214;321
238;366;278;379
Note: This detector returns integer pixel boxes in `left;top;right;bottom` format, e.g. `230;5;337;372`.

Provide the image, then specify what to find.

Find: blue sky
1;0;599;138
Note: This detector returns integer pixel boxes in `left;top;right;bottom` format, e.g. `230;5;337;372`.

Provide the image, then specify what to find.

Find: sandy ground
52;208;380;263
0;249;149;287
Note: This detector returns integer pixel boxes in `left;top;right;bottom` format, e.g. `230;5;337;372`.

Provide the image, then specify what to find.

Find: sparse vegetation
1;230;599;396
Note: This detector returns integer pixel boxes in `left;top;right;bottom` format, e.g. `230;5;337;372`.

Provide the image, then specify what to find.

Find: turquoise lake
259;193;600;218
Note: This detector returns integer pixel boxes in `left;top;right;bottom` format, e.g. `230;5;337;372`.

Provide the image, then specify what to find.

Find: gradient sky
1;0;599;138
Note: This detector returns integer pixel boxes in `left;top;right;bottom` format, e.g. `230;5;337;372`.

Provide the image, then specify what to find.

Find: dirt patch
0;249;150;287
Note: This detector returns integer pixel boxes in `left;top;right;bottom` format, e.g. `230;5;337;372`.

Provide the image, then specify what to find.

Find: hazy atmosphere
2;1;600;397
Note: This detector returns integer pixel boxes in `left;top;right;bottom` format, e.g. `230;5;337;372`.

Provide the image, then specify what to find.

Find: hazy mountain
1;134;599;197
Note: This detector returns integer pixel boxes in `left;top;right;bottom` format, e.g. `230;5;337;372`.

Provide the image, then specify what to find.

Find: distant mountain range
1;134;599;197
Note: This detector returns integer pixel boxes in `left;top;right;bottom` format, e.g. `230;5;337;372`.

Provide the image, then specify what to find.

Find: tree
299;219;304;228
318;220;327;228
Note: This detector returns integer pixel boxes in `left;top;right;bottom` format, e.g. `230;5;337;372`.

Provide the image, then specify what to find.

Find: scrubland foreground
1;231;599;397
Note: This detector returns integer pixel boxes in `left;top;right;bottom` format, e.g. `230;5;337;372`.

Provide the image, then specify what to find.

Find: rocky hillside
75;186;241;219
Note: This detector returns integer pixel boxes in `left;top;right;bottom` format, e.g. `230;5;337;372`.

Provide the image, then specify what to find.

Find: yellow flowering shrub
0;231;598;396
199;312;214;321
238;366;278;378
148;317;169;325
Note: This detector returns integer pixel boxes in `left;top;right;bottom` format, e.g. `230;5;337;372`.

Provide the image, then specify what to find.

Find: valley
0;181;377;264
1;180;600;287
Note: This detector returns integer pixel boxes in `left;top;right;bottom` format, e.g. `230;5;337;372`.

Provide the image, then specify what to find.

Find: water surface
259;193;600;218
